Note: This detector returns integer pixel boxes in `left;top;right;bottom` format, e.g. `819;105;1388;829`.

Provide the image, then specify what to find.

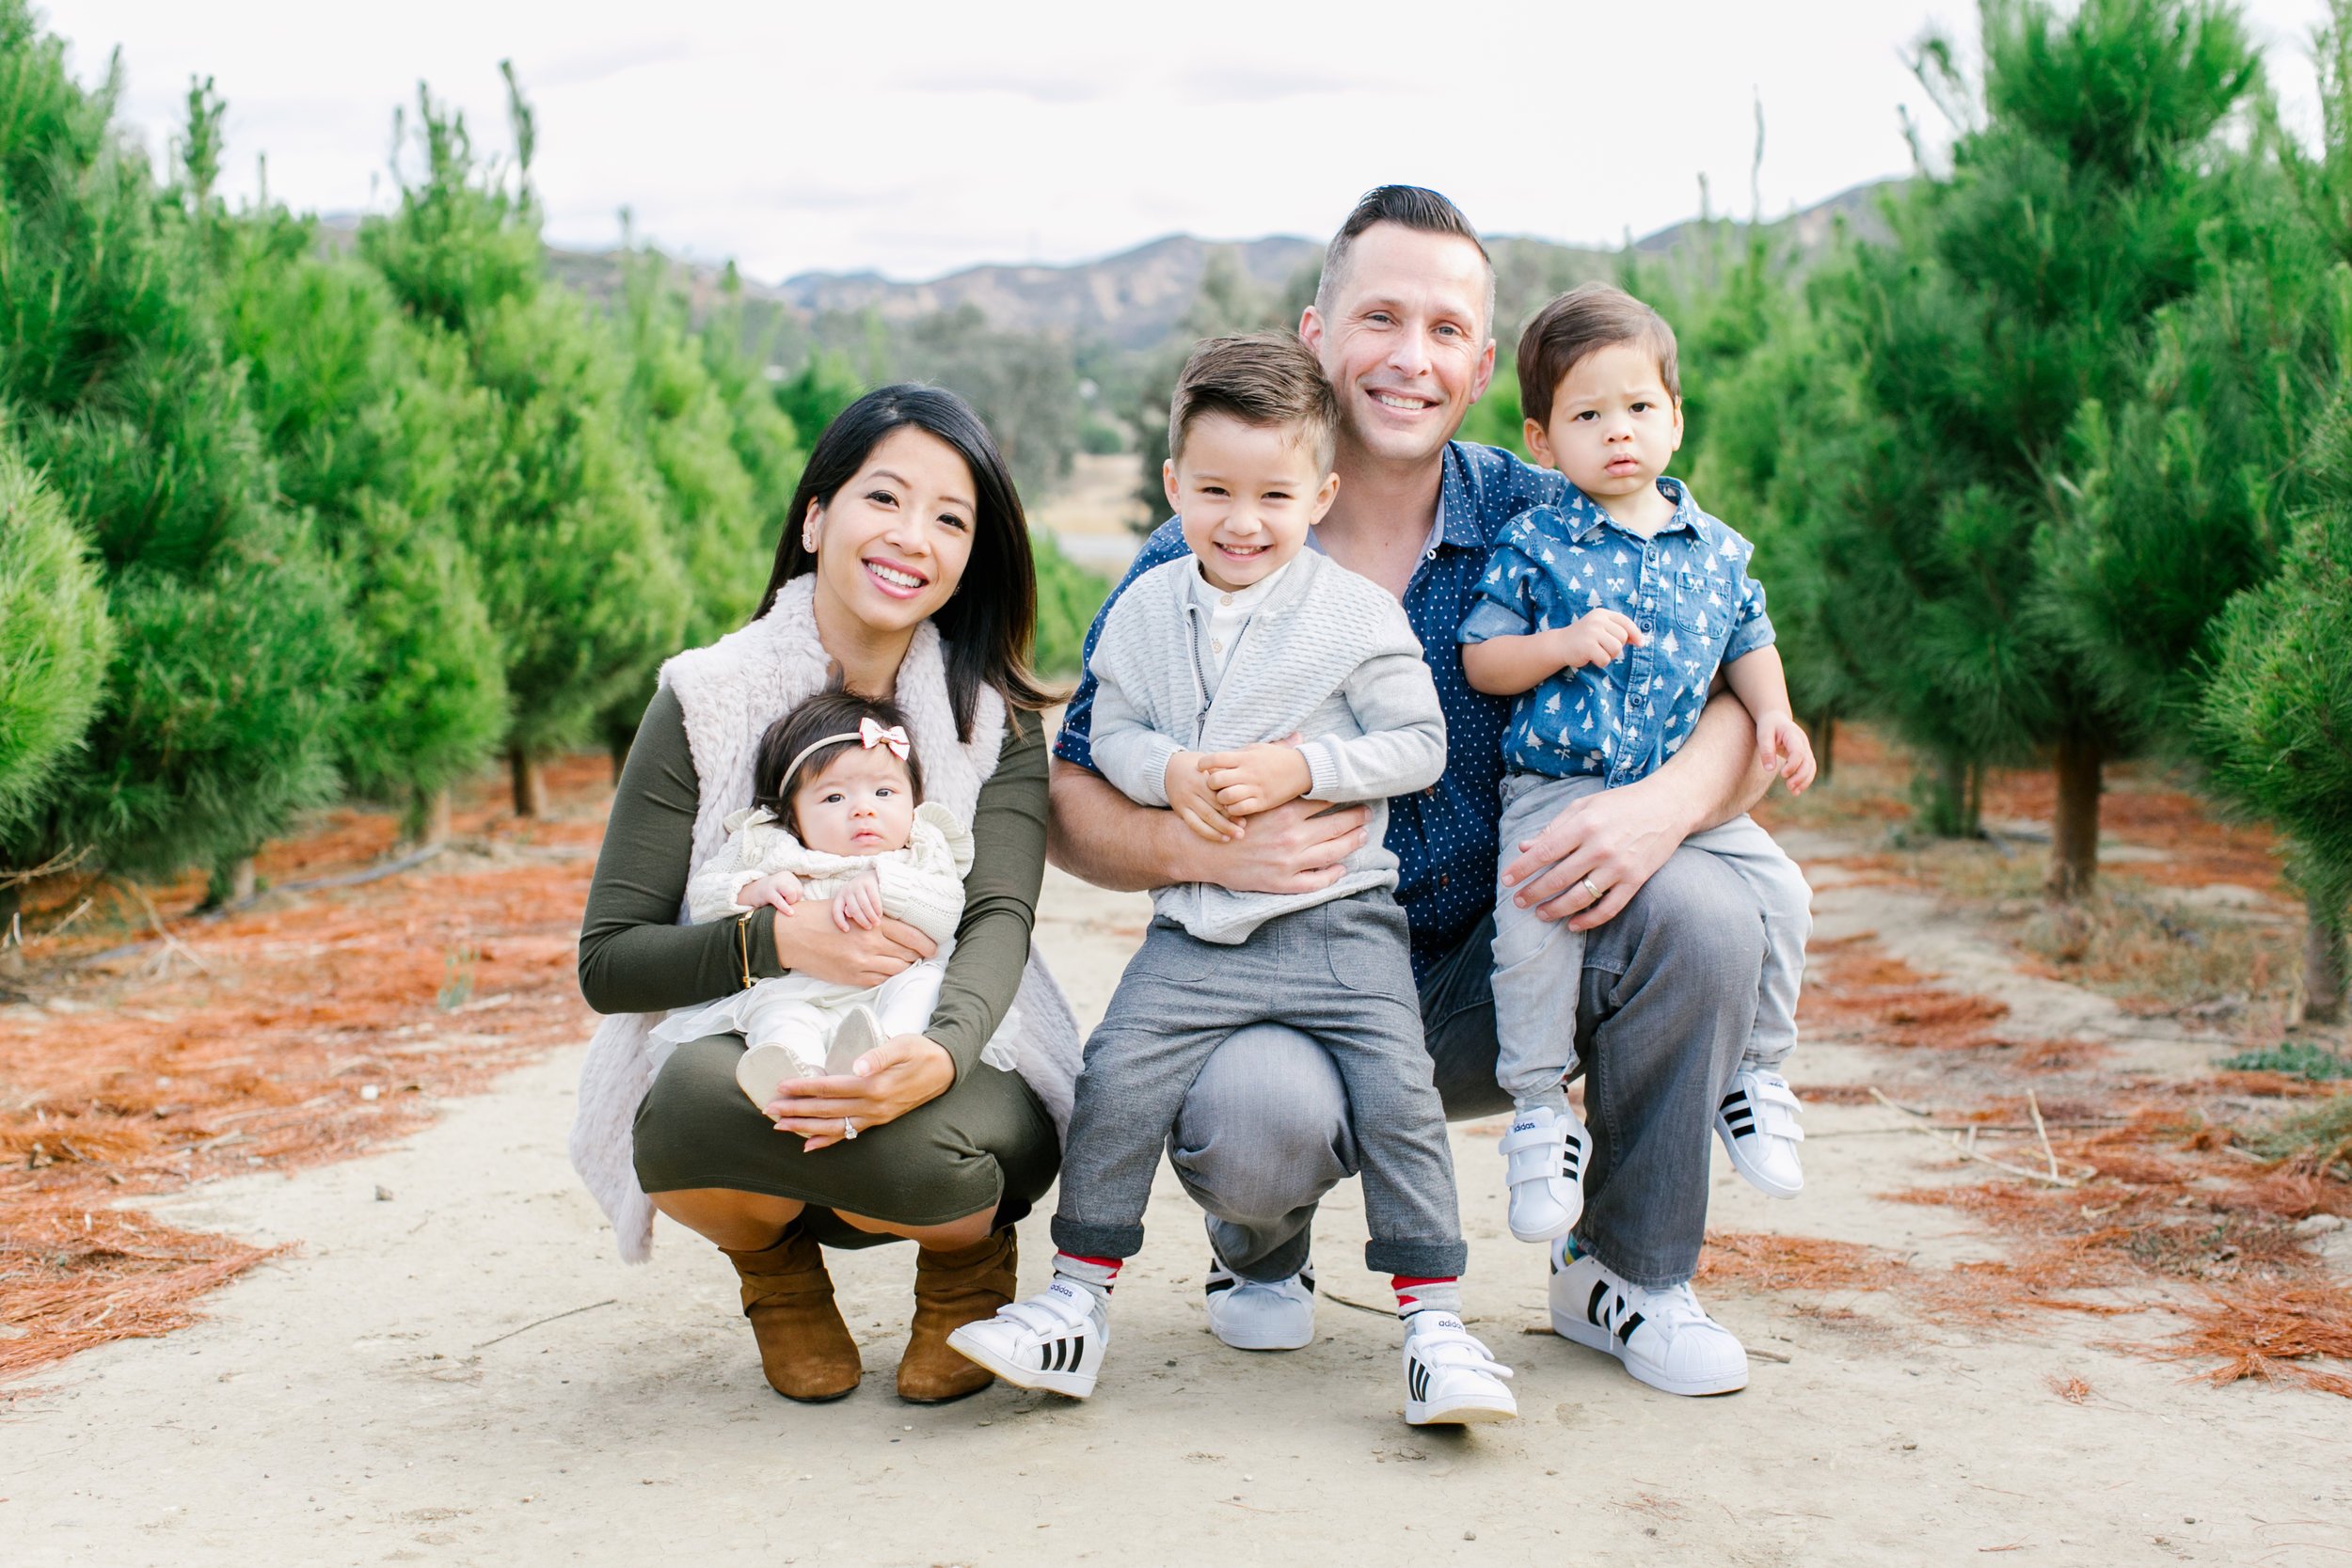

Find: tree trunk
2048;735;2103;902
509;747;547;818
405;785;452;847
2304;891;2349;1025
203;853;257;910
0;880;23;981
1915;751;1979;838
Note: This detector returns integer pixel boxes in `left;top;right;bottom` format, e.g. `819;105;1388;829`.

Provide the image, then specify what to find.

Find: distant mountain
780;233;1323;352
319;180;1898;358
771;179;1897;350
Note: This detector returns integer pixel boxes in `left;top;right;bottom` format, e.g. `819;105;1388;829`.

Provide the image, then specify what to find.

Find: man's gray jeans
1167;844;1765;1290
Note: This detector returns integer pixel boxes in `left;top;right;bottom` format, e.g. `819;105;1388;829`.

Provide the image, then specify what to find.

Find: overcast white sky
40;0;2336;283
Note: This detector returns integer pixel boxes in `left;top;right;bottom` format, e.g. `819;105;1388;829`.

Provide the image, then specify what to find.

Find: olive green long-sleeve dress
580;686;1059;1246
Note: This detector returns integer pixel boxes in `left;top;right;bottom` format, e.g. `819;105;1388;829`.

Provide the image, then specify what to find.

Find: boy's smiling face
1165;413;1341;592
1526;341;1686;508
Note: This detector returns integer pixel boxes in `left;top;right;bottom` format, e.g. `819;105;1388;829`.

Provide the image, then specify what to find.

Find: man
1049;185;1777;1395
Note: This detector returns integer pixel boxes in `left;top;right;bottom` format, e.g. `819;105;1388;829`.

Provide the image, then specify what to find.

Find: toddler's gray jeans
1050;892;1466;1279
1492;770;1813;1108
1165;844;1772;1289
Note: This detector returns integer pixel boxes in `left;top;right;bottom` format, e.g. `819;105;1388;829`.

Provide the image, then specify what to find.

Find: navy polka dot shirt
1056;441;1565;980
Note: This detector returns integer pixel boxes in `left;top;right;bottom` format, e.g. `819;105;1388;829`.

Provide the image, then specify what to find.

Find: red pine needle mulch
0;759;611;1387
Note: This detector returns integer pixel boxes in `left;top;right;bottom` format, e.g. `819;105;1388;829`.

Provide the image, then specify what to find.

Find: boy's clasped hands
1165;738;1311;841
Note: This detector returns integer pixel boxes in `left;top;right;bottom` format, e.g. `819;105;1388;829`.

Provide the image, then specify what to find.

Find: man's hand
1758;715;1818;794
771;911;934;988
1560;609;1645;671
831;868;883;931
1165;752;1242;842
1201;742;1312;818
1502;771;1694;931
740;869;803;913
1191;796;1370;895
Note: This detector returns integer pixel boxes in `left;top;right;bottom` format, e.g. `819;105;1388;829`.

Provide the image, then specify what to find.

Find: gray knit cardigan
1089;548;1447;943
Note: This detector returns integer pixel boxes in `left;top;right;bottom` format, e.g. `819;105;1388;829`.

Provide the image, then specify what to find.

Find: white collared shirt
1186;558;1293;696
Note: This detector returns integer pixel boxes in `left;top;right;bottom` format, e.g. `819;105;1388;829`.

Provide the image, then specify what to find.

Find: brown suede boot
897;1226;1018;1403
721;1223;862;1402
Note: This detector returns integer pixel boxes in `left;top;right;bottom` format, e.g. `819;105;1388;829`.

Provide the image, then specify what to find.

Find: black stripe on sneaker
1617;1311;1645;1344
1204;1275;1236;1296
1586;1280;1610;1326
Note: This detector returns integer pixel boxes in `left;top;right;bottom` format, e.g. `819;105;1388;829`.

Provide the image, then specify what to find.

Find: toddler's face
1527;341;1685;505
793;748;916;858
1165;413;1340;593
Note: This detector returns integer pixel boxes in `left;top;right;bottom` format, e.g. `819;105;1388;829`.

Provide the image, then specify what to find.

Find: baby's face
1527;341;1685;504
1165;413;1339;593
793;749;916;857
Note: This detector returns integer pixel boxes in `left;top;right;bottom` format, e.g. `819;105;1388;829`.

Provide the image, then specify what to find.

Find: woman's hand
771;911;934;987
765;1034;956;1149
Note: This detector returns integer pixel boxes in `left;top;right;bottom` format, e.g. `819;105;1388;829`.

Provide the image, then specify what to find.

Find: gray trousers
1492;771;1813;1106
1051;893;1467;1278
1167;845;1767;1289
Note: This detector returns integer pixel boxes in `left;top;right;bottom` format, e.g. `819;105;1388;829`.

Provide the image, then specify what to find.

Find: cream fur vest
568;575;1082;1261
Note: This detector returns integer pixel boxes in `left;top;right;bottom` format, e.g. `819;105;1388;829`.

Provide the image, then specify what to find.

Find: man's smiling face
1301;222;1495;469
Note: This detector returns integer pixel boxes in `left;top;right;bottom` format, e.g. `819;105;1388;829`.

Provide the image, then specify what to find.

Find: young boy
1461;283;1816;1257
949;332;1517;1426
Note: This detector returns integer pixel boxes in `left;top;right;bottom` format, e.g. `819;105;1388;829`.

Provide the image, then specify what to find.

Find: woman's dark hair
754;383;1054;740
751;689;926;836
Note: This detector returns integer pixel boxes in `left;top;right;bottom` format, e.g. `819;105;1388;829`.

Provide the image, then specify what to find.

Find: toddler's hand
1558;610;1645;671
1759;715;1818;794
741;870;803;914
831;870;883;931
1165;752;1242;843
1201;742;1313;818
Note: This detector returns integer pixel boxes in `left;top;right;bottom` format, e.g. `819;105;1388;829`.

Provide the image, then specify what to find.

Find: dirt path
5;857;2349;1566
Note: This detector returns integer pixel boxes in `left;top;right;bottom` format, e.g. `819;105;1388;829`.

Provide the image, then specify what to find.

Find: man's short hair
1313;184;1496;333
1168;331;1340;474
1516;282;1681;429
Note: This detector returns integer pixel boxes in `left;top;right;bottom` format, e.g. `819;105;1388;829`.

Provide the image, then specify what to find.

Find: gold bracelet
736;913;755;990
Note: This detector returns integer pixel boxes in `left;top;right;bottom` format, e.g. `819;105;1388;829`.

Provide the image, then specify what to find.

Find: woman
571;386;1080;1405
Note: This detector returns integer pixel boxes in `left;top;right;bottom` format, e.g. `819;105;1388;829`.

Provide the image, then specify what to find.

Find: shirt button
1219;593;1233;606
1211;639;1223;654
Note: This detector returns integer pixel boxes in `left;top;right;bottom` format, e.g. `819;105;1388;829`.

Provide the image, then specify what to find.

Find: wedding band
1581;876;1603;903
842;1117;858;1141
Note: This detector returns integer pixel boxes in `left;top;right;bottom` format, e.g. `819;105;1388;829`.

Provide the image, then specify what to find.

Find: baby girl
651;689;973;1109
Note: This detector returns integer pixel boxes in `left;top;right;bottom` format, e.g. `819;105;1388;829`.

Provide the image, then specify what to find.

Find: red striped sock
1392;1275;1461;1319
1054;1252;1121;1297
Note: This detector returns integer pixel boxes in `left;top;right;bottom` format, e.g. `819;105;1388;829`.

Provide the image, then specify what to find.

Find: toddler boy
950;332;1516;1426
1460;283;1815;1262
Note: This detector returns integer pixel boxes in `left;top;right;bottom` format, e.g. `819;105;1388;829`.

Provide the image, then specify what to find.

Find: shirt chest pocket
1670;567;1728;639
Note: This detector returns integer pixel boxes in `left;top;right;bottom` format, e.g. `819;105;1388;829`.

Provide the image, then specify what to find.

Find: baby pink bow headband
780;719;913;796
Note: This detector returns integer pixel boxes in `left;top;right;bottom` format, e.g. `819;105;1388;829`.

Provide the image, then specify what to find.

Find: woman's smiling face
805;425;977;638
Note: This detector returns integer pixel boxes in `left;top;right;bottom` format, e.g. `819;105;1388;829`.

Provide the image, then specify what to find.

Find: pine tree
359;70;688;815
0;436;113;876
2200;413;2352;1021
0;5;351;885
1806;0;2260;890
208;128;507;841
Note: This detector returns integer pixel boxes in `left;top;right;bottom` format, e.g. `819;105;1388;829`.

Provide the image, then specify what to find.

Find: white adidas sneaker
1715;1068;1805;1198
945;1277;1109;1399
1401;1312;1518;1426
1203;1259;1316;1351
1549;1240;1748;1397
1500;1104;1592;1242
